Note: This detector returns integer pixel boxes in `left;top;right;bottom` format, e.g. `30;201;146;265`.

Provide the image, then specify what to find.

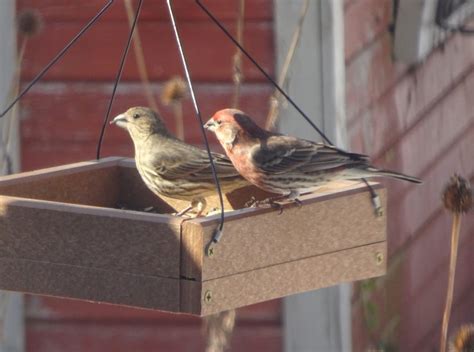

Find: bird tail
367;167;422;184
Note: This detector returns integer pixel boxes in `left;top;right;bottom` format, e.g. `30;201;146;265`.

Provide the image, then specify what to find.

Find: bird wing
250;135;369;175
146;137;241;182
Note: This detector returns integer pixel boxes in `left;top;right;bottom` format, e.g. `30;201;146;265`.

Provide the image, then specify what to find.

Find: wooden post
0;1;25;351
274;0;352;351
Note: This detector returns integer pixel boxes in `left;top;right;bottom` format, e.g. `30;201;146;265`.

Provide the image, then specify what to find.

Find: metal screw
206;244;215;257
375;252;384;265
204;290;212;304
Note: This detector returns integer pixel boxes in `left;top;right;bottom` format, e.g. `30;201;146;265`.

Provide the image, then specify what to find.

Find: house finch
204;109;421;203
111;107;249;215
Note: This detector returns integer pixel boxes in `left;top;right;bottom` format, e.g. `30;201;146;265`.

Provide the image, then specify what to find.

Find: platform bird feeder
0;157;386;316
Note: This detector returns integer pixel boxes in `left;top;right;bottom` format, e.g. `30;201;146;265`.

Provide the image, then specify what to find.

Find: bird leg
175;205;193;217
174;198;207;218
281;190;303;209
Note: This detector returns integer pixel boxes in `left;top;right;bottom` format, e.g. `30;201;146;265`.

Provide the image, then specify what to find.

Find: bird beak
110;113;127;127
204;119;217;131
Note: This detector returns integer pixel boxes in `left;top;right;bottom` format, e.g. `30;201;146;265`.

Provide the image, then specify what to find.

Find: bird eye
133;113;140;119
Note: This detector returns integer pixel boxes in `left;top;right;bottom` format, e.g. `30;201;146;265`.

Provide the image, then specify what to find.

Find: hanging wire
166;0;226;243
96;0;143;159
196;0;331;145
0;0;115;119
195;0;383;216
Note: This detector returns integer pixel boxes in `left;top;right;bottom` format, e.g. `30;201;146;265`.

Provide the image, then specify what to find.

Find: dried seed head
442;175;472;214
449;324;474;352
161;76;187;106
17;9;43;37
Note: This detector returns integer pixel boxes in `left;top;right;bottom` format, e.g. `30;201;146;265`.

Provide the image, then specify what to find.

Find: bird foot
269;198;302;214
172;211;192;218
269;201;284;215
244;197;284;214
245;196;302;214
245;196;275;208
205;207;222;217
292;198;303;208
172;210;205;218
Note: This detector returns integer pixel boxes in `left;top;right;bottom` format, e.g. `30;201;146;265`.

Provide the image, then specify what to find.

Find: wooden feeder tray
0;157;386;316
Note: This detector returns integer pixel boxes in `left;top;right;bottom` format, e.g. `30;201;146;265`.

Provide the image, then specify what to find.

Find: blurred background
0;0;472;351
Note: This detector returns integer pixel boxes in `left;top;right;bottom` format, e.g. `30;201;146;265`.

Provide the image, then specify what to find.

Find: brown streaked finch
204;108;421;204
111;107;249;216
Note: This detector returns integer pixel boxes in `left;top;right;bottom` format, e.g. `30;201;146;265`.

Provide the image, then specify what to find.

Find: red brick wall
18;1;281;351
345;1;474;351
26;297;281;352
19;0;274;170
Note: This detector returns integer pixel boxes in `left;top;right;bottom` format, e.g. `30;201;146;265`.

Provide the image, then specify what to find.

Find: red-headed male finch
111;107;249;216
204;108;421;204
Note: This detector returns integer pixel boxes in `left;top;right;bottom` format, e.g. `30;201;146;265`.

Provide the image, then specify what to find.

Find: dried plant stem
264;0;309;130
160;76;186;140
231;0;245;108
123;0;159;113
440;213;462;352
205;309;236;352
172;102;184;140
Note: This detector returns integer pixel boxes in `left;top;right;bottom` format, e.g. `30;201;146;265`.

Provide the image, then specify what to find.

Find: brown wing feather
146;135;243;182
251;135;369;175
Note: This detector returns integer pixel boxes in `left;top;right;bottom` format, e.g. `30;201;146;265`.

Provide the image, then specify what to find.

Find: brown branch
231;0;245;108
264;0;310;130
123;0;160;113
440;213;461;352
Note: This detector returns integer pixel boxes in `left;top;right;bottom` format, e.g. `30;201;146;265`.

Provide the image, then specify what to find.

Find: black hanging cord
166;0;226;237
195;0;382;215
362;178;379;205
0;0;115;119
96;0;143;159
